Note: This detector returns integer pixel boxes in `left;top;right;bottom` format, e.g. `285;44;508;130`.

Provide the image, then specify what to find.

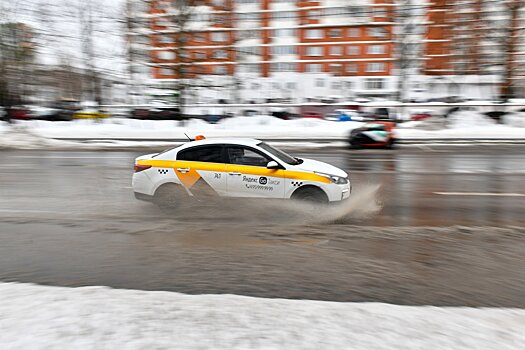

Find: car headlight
315;172;349;184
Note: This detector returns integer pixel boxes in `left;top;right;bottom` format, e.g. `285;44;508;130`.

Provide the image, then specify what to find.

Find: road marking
8;156;131;159
433;192;525;197
348;159;396;162
0;209;58;213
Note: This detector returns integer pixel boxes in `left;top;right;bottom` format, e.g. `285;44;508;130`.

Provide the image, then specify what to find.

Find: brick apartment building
423;0;525;100
129;0;524;103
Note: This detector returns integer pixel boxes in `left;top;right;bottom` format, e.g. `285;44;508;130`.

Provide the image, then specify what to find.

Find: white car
132;137;351;208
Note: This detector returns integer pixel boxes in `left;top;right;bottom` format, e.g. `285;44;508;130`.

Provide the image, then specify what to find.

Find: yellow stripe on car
137;159;331;184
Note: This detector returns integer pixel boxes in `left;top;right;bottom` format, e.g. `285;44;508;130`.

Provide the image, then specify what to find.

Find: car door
224;145;285;198
175;145;227;197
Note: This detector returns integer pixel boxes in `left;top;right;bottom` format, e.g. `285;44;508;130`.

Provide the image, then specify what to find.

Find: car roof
178;137;263;149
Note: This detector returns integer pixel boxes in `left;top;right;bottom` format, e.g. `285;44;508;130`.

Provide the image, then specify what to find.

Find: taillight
134;164;151;173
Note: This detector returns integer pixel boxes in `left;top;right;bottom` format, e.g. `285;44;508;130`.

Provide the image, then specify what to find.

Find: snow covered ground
0;111;524;150
0;282;524;350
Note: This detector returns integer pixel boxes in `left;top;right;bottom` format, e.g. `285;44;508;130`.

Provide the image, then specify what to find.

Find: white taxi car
132;137;351;208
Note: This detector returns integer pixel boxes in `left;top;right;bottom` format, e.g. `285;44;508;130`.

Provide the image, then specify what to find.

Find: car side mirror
267;161;280;169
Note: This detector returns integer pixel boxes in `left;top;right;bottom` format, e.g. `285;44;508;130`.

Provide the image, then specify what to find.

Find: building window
366;78;385;90
306;46;323;56
237;12;261;21
213;65;227;74
238;46;260;56
308;10;322;19
213;50;228;59
368;45;386;54
158;51;175;60
212;31;228;42
347;46;360;55
367;62;385;72
214;13;231;25
315;78;324;87
346;63;358;73
328;28;342;38
330;64;343;74
306;29;323;39
195;51;206;60
160;68;173;76
251;82;260;89
238;64;260;73
324;7;347;19
348;28;360;37
330;46;342;56
271;46;296;55
235;0;260;4
272;11;297;20
272;28;296;37
270;62;296;72
237;30;260;40
306;64;322;73
157;34;172;44
368;27;388;38
286;82;296;89
194;33;206;42
373;7;387;18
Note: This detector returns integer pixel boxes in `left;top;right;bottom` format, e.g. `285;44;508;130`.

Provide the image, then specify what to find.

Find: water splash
164;184;383;226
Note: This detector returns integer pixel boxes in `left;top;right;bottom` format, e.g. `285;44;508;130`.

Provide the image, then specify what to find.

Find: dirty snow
0;111;524;150
0;282;524;350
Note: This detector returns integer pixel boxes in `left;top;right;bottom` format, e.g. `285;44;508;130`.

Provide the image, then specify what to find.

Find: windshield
258;142;299;165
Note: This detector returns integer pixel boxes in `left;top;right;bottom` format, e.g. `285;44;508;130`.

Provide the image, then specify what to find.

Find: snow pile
396;111;525;140
8;117;362;141
0;283;524;349
502;112;525;128
447;111;496;128
0;124;80;150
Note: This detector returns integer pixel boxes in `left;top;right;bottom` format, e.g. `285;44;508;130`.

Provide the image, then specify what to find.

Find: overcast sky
2;0;127;76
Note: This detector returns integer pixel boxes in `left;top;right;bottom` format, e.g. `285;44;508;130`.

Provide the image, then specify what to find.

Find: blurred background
1;0;525;122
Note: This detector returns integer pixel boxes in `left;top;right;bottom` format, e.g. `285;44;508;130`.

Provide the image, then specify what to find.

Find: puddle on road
162;183;383;226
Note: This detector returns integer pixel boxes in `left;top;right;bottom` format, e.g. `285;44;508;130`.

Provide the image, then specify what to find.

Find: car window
177;145;224;163
226;146;271;167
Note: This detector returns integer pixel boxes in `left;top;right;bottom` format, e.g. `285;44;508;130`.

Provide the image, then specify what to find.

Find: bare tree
0;0;35;106
501;0;524;100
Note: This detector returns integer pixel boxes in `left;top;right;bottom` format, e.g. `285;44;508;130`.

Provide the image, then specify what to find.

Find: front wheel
291;186;328;204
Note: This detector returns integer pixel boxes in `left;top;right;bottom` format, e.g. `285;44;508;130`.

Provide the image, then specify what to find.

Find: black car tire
291;186;328;204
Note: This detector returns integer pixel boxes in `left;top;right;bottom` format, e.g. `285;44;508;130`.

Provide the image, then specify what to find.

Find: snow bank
9;117;362;141
502;112;525;128
0;282;524;350
448;111;496;128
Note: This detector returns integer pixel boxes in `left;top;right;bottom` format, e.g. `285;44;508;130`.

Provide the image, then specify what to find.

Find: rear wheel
153;183;187;211
291;186;328;204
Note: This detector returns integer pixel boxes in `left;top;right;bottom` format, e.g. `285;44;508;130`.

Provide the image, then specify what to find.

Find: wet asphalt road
0;146;524;307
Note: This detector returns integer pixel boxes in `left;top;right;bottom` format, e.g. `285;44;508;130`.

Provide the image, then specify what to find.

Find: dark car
348;121;396;149
131;106;182;120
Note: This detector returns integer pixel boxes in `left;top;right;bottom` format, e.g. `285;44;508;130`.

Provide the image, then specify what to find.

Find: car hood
289;158;348;178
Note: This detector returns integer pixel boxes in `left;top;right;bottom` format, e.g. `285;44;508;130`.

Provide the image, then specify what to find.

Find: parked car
5;106;30;120
131;100;182;120
26;105;76;121
348;121;396;149
302;112;323;119
73;101;110;119
410;109;433;121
